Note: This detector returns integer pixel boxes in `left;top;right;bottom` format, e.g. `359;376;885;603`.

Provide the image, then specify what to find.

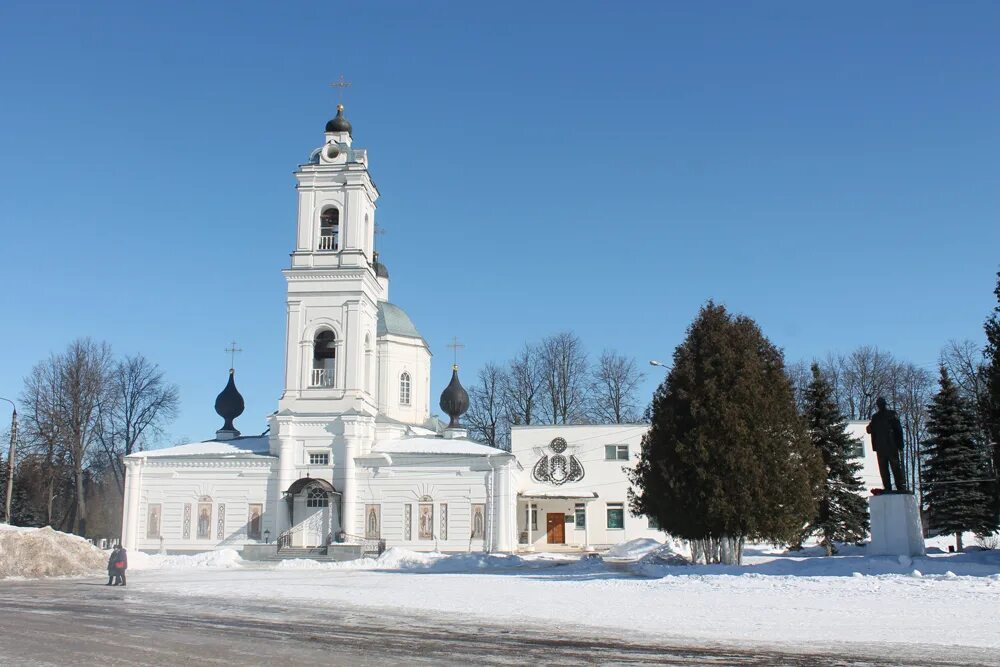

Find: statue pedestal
867;493;925;557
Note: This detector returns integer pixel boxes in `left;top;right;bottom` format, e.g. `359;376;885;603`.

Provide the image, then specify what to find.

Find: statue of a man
866;396;907;492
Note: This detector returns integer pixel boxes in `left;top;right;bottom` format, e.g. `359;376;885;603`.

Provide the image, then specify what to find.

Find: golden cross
446;337;465;367
224;341;243;370
329;74;352;104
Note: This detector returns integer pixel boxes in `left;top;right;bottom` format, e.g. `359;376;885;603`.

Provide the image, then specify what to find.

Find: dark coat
107;548;127;573
867;407;904;453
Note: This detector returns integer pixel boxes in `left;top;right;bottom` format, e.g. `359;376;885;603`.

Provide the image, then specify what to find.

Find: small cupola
325;104;353;136
214;369;245;440
439;365;470;433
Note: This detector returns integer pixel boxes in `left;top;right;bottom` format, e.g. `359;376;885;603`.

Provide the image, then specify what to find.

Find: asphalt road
0;580;991;667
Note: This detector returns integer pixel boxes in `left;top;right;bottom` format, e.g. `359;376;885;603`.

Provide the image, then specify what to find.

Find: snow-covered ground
3;526;999;658
121;538;1000;656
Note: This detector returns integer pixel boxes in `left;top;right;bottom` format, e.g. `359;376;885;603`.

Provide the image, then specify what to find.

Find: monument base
867;493;925;557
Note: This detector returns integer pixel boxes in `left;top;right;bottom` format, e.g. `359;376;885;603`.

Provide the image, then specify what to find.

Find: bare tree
540;332;590;424
21;360;69;526
22;339;113;535
822;346;898;420
97;354;179;495
785;359;811;414
503;344;544;426
588;350;645;423
466;362;510;450
889;362;934;497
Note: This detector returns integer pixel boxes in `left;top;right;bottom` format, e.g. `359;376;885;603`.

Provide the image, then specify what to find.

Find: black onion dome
325;104;353;135
439;365;470;429
214;369;245;434
374;260;389;279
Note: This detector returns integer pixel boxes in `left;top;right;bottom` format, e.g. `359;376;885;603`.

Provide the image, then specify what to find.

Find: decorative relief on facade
404;504;412;541
197;503;212;539
418;503;434;539
531;437;585;486
439;504;448;540
471;503;485;540
182;504;192;539
217;503;226;539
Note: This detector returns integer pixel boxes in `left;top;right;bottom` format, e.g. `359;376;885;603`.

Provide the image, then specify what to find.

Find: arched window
399;371;411;406
312;330;336;387
306;487;329;508
319;209;339;251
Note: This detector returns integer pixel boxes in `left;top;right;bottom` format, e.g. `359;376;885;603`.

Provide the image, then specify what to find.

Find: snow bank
0;524;107;579
275;548;538;573
128;548;245;571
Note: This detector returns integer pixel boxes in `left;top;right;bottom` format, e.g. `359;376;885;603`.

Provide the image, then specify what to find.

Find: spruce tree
923;367;996;551
803;363;869;555
982;270;1000;515
628;302;824;564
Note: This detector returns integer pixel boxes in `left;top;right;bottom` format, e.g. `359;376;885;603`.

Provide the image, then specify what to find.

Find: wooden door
546;513;565;544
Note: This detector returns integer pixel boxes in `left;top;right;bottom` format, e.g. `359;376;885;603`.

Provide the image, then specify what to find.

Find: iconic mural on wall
531;437;585;486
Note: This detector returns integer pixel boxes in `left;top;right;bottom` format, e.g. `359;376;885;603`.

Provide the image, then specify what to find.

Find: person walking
112;544;128;586
106;546;120;586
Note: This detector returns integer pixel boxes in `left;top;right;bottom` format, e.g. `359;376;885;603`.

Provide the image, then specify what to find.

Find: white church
120;104;663;557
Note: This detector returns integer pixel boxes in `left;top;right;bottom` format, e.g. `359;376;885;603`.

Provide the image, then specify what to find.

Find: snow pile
276;548;559;573
128;548;245;570
0;524;107;579
604;538;664;561
604;537;690;567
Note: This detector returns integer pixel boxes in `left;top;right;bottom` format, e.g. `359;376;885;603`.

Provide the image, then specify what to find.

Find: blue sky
1;2;998;442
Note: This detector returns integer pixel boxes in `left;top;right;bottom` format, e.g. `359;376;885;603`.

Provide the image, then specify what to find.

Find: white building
512;425;664;550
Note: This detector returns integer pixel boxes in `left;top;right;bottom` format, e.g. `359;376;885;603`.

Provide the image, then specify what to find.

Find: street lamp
648;360;669;370
0;397;16;525
263;528;271;544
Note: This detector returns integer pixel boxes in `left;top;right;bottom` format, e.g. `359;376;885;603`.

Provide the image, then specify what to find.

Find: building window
247;503;263;540
312;330;337;387
306;488;329;508
365;504;381;540
399;371;411;406
418;503;434;539
605;444;629;461
574;503;586;528
471;504;485;539
309;452;330;465
647;515;661;530
146;504;161;539
526;506;538;532
607;503;625;529
319;208;339;250
851;438;864;459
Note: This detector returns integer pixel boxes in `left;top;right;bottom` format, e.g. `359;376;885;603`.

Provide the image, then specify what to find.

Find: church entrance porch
281;478;342;549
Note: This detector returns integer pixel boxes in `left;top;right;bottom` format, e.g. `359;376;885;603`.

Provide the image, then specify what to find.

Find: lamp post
0;397;16;524
263;528;270;544
648;360;669;370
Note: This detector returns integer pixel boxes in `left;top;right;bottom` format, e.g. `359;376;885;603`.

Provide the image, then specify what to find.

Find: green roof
377;302;427;345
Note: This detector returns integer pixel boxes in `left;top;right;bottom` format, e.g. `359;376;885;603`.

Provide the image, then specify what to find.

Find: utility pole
0;397;16;524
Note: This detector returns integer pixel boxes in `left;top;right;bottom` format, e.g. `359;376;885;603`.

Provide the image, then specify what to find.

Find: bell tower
278;103;382;414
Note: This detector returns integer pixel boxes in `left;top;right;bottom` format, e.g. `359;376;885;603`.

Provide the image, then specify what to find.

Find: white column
121;458;142;551
491;458;516;553
277;434;296;534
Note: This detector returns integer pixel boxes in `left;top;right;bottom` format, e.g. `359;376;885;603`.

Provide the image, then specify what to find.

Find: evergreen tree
982;270;1000;514
628;302;824;564
803;363;869;555
923;367;996;551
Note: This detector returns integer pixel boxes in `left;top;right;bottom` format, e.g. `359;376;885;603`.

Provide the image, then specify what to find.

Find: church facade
120;104;518;556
